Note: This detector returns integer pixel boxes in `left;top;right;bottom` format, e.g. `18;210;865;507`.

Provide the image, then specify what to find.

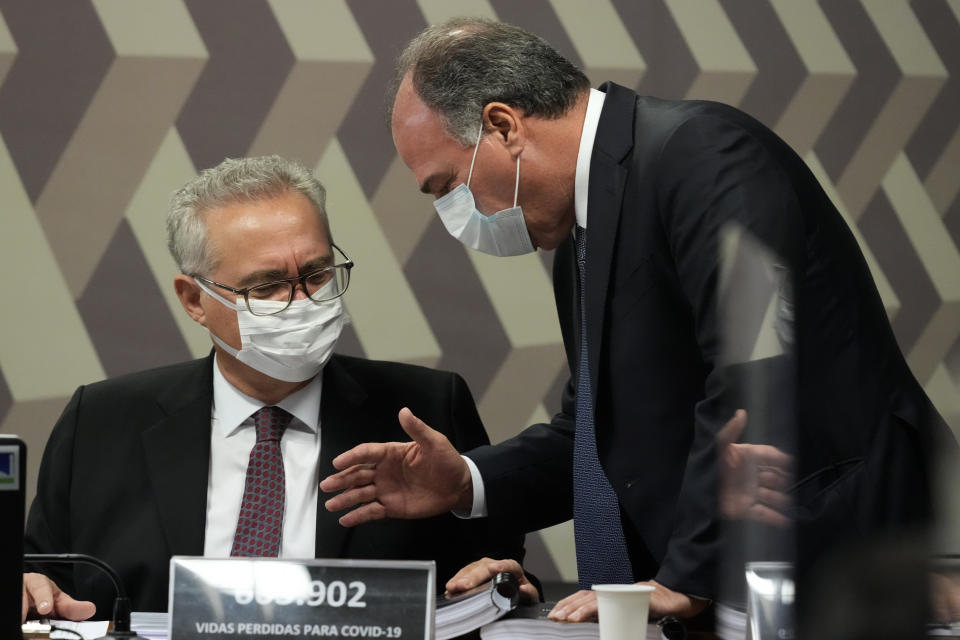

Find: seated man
22;155;527;620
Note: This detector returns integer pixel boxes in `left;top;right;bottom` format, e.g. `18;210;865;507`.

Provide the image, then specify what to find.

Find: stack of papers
436;571;520;639
715;602;747;640
37;612;170;640
928;622;960;637
47;620;108;639
480;604;665;640
130;611;169;639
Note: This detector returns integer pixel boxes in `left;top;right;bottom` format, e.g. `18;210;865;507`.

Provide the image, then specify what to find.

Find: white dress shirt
203;355;322;557
574;88;607;230
460;87;608;519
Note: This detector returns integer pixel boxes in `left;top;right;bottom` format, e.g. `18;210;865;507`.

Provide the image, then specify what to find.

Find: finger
746;503;792;529
549;590;595;621
324;484;380;512
555;591;599;622
445;561;496;594
319;466;376;493
548;590;580;620
755;487;792;512
445;558;495;593
22;583;28;623
565;597;599;622
23;573;55;617
750;445;794;470
716;409;748;449
519;582;540;604
321;462;381;494
329;443;388;473
446;559;523;593
337;501;387;527
757;468;792;491
53;592;96;621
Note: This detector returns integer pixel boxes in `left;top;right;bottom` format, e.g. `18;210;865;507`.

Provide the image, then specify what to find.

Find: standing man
22;155;528;618
322;18;951;623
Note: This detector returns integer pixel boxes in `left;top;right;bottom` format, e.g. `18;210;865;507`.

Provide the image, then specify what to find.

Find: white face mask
195;280;346;382
432;124;535;257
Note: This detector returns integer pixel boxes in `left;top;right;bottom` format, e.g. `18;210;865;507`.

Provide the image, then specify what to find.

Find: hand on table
22;572;95;622
548;579;708;623
320;408;474;526
445;557;540;604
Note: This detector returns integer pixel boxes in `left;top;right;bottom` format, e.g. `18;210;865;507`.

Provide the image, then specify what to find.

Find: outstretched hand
717;409;795;528
320;408;474;527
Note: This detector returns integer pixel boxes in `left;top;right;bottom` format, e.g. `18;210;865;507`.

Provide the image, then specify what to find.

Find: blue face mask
432;124;535;257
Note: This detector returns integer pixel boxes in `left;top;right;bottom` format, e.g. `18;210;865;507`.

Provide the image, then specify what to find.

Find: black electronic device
0;435;26;640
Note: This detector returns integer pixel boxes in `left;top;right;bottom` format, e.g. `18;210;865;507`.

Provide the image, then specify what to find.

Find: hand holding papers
436;571;520;640
446;558;541;605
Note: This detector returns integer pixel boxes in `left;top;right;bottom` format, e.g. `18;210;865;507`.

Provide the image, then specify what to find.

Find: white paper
48;620;109;639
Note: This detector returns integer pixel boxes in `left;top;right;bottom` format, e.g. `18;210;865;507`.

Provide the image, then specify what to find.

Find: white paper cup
593;584;655;640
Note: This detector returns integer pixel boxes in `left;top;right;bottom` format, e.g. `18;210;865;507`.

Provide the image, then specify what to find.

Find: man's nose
292;280;310;300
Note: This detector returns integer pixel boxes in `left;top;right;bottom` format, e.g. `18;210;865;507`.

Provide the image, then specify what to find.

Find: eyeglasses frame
192;243;354;316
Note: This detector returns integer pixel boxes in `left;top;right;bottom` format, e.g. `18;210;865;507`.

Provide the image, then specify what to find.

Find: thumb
717;409;748;448
398;408;439;447
57;597;96;622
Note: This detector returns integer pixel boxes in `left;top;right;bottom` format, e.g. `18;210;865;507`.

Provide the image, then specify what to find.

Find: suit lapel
141;355;214;556
585;83;637;403
315;356;368;558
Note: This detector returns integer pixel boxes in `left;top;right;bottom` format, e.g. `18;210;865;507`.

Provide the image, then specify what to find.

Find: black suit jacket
25;353;524;613
469;83;951;598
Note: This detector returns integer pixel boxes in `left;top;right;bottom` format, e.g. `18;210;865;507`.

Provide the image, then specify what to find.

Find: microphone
23;553;146;639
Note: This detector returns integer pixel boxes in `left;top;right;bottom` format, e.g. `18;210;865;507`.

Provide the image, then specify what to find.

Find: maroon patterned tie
230;406;293;557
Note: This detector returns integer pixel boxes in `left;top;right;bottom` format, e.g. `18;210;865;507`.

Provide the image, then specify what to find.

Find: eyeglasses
193;243;354;316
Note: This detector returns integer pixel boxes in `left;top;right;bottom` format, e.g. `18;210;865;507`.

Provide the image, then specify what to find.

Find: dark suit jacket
25;353;524;613
468;83;952;598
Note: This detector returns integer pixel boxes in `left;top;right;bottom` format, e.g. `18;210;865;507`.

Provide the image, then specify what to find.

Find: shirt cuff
452;455;488;519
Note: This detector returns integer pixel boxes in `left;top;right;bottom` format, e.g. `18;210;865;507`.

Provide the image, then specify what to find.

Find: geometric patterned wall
1;0;958;585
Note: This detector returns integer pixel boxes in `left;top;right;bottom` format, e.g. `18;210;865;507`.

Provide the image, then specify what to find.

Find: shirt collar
212;354;322;437
574;88;606;231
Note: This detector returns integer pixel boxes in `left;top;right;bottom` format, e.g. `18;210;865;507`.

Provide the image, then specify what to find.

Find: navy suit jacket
468;83;951;598
25;353;525;613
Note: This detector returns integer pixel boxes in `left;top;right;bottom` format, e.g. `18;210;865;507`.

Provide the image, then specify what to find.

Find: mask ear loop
513;154;520;208
466;123;484;188
194;277;242;311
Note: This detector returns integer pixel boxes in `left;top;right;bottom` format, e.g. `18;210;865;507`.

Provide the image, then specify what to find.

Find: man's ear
482;102;525;155
174;274;208;327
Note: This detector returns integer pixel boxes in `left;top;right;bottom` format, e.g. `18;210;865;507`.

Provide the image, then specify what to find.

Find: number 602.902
234;580;367;608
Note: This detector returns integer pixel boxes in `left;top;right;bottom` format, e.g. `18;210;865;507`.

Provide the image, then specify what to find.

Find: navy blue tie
572;226;634;588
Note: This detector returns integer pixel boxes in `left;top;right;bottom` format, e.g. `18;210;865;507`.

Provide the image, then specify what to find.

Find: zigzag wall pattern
1;0;958;585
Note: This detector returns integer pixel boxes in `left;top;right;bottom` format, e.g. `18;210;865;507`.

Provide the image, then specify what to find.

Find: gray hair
167;155;330;276
388;17;591;146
